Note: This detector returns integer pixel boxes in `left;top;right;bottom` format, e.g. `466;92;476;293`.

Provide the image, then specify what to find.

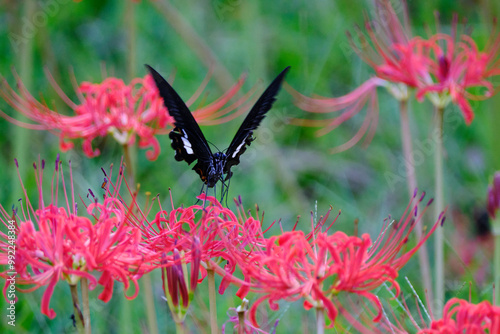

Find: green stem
494;215;500;305
119;292;132;334
433;106;445;316
490;95;500;170
399;100;434;303
237;310;245;334
11;0;35;205
81;278;91;334
207;268;218;334
69;284;85;334
122;144;136;189
174;320;186;334
142;273;159;334
119;149;134;334
316;307;324;334
125;0;136;81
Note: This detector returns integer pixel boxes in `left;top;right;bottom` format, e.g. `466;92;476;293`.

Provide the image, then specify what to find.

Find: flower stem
124;0;136;81
175;320;186;334
237;309;245;334
494;215;500;305
11;0;35;206
123;145;136;189
316;307;324;334
433;105;445;316
81;278;91;334
69;284;85;334
399;100;434;302
142;273;159;334
119;146;134;334
207;268;219;334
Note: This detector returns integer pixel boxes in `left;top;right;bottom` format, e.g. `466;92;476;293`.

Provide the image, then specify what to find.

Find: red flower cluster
128;194;244;284
420;298;500;333
232;190;443;328
1;156;446;331
340;296;500;333
291;0;500;151
413;23;500;124
0;70;248;160
0;156;153;318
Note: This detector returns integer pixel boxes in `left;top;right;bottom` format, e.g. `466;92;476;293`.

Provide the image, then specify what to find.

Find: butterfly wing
224;66;290;177
146;65;214;183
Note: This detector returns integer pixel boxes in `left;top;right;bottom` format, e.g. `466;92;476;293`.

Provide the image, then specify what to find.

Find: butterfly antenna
206;140;222;153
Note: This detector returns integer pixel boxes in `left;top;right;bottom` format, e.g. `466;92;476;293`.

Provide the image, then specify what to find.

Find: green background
0;0;499;332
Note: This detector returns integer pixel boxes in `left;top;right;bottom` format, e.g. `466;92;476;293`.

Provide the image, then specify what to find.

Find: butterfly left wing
146;65;214;184
224;66;290;177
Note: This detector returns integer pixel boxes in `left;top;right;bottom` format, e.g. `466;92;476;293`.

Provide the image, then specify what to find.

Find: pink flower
237;191;443;328
0;156;150;318
347;0;421;87
291;1;500;151
341;289;500;333
0;70;247;160
419;298;500;333
413;20;500;124
126;193;257;294
289;0;423;152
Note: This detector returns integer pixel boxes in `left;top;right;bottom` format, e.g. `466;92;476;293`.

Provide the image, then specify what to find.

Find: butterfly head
213;152;226;161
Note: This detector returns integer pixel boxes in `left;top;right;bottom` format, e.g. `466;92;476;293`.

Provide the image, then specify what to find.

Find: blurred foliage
0;0;499;332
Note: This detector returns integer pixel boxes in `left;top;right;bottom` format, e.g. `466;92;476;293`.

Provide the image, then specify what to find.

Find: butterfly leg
221;177;231;207
195;182;206;206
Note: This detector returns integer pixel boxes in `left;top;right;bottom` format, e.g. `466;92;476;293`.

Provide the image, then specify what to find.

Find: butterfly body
147;64;290;197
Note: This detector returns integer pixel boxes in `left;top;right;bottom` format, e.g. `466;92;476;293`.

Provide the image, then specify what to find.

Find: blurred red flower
340;295;500;333
419;298;500;333
0;156;152;318
0;70;248;160
291;0;500;151
414;21;500;124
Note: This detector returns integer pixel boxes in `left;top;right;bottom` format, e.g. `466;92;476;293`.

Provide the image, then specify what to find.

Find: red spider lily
289;0;425;152
126;193;255;292
417;298;500;333
347;0;418;87
288;78;383;153
291;1;500;151
0;156;151;318
414;20;500;124
238;191;444;328
0;69;249;160
487;172;500;219
335;294;500;333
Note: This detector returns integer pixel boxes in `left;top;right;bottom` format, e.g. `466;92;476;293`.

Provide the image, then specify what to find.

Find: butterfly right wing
146;65;213;183
224;66;290;177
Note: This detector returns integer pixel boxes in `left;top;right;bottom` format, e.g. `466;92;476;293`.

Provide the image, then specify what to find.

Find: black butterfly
146;65;290;200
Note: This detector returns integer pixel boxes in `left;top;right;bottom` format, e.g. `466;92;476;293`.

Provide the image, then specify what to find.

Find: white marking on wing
181;137;194;155
232;142;246;158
